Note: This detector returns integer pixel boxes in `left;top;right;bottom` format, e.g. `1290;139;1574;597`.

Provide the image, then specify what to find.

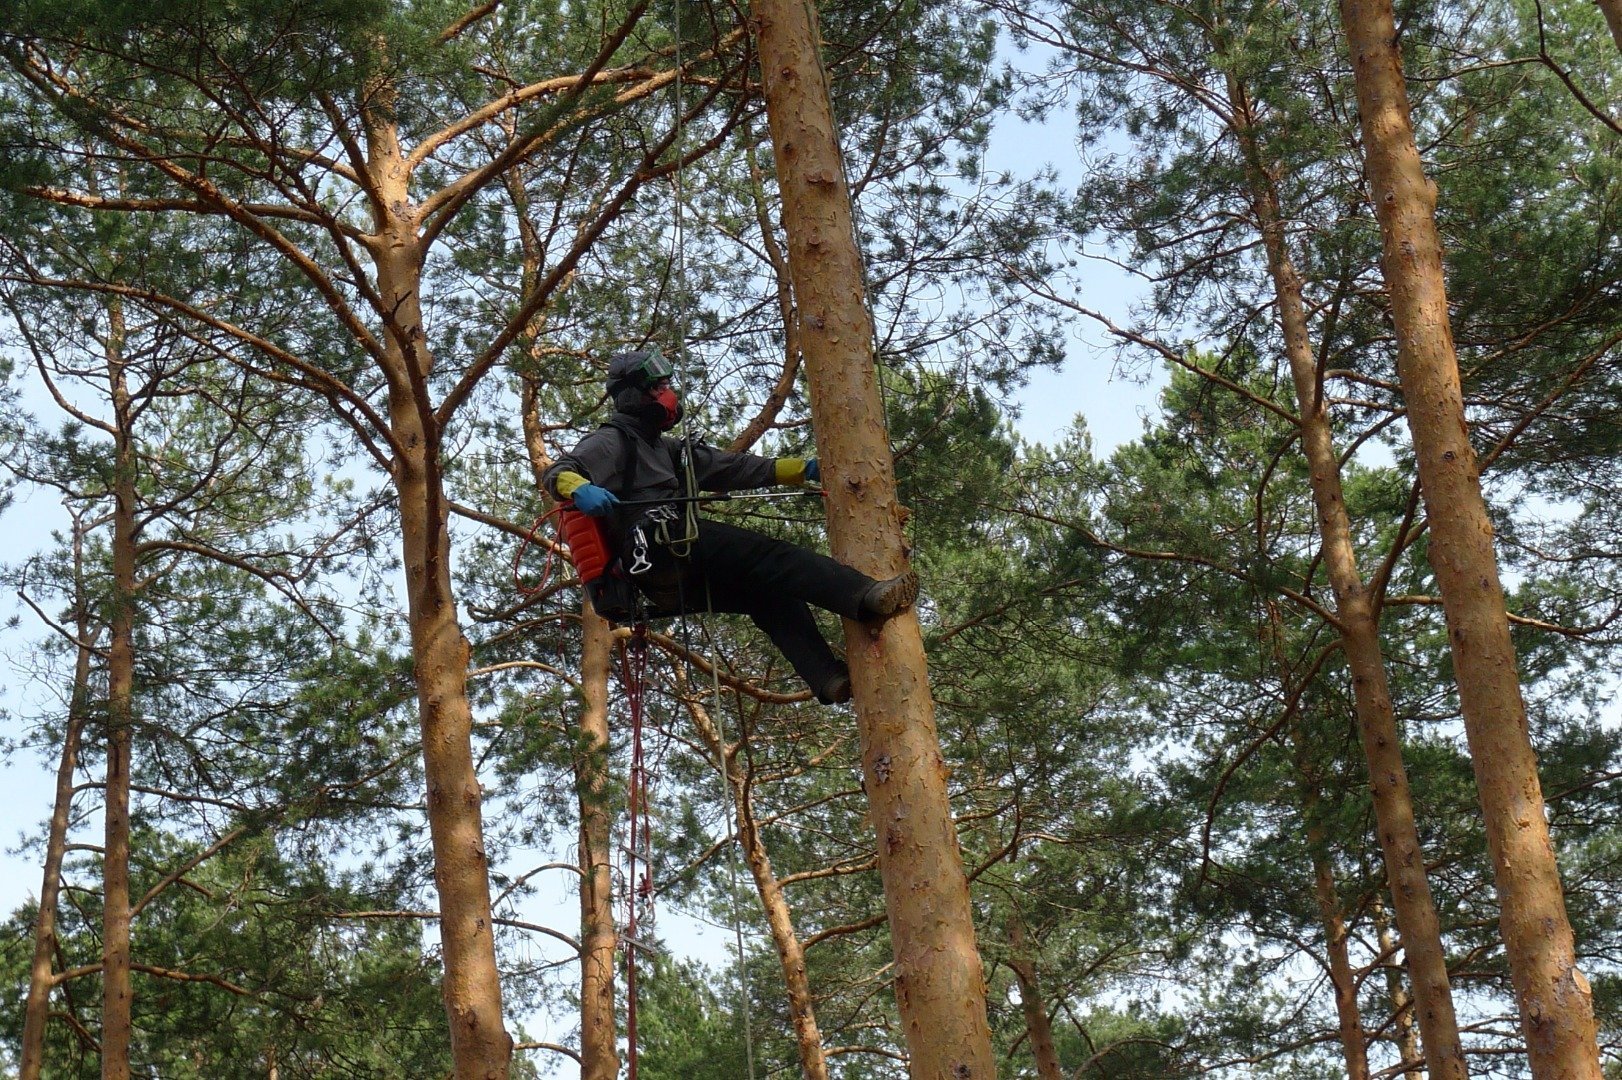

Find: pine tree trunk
1597;0;1622;53
1006;916;1063;1080
748;2;997;1075
575;606;621;1080
685;695;829;1080
367;90;510;1078
1338;4;1602;1075
20;528;96;1080
1287;719;1372;1080
383;283;511;1080
1309;850;1370;1080
1227;71;1468;1079
520;364;619;1080
1374;897;1426;1078
509;194;620;1073
102;302;135;1080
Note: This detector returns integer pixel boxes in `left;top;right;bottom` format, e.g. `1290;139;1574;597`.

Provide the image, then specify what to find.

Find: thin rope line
668;9;756;1073
704;579;758;1080
669;0;700;551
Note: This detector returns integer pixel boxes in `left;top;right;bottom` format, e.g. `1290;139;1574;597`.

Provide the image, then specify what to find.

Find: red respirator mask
650;385;682;431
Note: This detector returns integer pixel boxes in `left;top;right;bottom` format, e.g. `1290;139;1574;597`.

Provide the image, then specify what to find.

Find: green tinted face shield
617;349;674;390
639;350;674;383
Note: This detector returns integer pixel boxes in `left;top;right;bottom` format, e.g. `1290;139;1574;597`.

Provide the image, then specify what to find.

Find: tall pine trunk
1227;71;1468;1079
1289;724;1371;1080
366;88;510;1078
511;156;618;1075
102;299;135;1080
1338;3;1602;1074
519;366;619;1080
748;2;996;1074
525;387;620;1080
20;522;96;1080
1307;849;1369;1079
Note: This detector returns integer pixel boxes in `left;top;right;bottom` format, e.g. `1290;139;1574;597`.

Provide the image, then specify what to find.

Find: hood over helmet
606;348;682;431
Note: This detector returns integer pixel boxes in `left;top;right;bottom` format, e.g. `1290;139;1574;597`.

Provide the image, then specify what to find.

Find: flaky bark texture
365;89;511;1079
575;608;621;1080
21;551;94;1080
1227;72;1467;1079
749;2;996;1075
102;306;135;1080
1339;4;1602;1075
686;696;829;1080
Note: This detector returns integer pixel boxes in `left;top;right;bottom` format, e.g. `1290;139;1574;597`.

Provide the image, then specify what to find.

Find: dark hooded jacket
542;413;778;544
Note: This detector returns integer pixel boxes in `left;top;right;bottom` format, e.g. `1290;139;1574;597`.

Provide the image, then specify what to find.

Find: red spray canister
559;505;613;583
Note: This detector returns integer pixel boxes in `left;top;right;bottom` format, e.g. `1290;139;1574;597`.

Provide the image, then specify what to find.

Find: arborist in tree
544;348;918;705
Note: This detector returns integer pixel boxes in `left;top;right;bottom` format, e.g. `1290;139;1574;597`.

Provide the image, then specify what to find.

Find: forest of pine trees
0;0;1617;1077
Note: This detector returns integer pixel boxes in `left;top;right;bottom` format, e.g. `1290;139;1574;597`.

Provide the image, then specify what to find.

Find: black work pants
636;518;873;691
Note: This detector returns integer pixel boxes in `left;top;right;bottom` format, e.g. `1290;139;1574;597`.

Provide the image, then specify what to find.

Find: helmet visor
633;349;675;385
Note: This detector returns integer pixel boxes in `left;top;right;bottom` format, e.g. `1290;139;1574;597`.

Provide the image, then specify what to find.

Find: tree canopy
1;0;1618;1077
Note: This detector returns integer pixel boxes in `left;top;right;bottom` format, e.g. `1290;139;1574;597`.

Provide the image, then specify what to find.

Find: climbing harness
547;6;790;1074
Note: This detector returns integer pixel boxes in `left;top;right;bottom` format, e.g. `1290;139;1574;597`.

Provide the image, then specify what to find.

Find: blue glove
570;483;620;517
805;458;819;483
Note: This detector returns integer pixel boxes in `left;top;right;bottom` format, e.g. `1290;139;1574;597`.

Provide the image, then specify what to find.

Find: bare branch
438;0;501;43
131;826;249;918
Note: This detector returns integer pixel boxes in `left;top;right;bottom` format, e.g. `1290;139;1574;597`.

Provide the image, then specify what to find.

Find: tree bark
574;606;620;1080
1287;718;1372;1080
102;299;135;1080
514;253;619;1079
1308;848;1370;1080
574;624;619;1080
1338;4;1603;1075
1374;896;1426;1079
366;87;511;1079
1226;70;1468;1080
1006;915;1063;1080
1597;0;1622;54
749;3;997;1076
685;692;829;1080
20;521;97;1080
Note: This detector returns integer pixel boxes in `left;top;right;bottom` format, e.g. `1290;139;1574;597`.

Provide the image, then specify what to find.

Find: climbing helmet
606;348;675;393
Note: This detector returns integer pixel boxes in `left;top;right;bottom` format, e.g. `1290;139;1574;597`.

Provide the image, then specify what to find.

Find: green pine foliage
0;0;1619;1076
0;836;454;1078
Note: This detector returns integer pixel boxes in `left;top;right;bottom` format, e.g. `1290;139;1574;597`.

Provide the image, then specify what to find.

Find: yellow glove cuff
555;470;590;498
773;458;808;485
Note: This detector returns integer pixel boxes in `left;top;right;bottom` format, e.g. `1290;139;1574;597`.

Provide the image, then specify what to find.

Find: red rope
620;624;652;1080
512;506;566;596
